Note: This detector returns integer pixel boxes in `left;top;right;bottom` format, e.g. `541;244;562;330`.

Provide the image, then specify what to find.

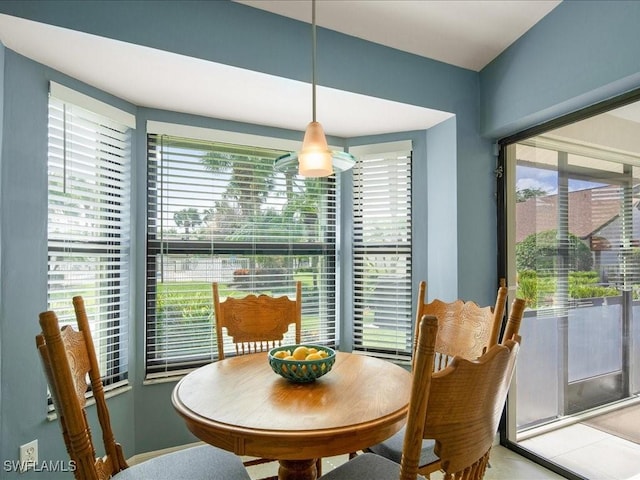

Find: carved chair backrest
413;281;508;371
213;281;302;360
36;297;128;480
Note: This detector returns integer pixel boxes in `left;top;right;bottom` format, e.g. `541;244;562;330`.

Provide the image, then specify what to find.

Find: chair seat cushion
113;444;250;480
367;426;439;466
319;452;426;480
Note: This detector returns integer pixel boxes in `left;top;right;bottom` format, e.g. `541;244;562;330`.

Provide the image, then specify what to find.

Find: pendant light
274;0;355;177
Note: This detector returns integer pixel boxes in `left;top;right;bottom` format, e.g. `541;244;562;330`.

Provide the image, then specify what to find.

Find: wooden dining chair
414;281;508;371
213;281;302;360
213;280;313;478
319;314;522;480
36;296;250;480
356;282;510;464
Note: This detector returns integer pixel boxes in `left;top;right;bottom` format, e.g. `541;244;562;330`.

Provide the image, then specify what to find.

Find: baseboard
127;441;204;465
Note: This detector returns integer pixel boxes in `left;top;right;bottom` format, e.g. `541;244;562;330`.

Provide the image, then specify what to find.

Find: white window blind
47;92;132;387
146;133;337;375
352;143;413;360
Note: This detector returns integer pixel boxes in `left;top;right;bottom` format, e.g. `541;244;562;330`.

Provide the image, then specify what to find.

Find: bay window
47;83;133;387
145;130;337;375
351;141;413;361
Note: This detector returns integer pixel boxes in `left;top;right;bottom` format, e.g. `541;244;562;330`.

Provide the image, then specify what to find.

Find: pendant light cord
311;0;317;123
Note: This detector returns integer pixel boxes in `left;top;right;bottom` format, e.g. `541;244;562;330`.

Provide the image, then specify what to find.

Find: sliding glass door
501;100;640;478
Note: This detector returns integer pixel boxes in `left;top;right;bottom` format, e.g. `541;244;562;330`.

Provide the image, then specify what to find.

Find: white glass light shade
298;121;333;177
274;149;356;176
273;0;355;178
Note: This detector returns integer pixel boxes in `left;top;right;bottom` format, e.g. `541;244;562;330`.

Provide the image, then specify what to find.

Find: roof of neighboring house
515;185;629;243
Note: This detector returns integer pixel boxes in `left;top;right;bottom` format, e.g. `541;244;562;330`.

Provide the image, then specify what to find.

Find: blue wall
481;0;640;138
1;0;638;477
0;51;61;478
0;50;139;479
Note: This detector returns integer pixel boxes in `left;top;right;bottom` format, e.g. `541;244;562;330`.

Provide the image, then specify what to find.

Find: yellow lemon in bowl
292;346;309;360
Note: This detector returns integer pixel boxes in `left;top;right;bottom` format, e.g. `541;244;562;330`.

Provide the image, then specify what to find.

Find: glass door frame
496;87;640;480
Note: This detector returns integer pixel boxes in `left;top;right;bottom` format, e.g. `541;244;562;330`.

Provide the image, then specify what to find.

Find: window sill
143;369;196;385
47;383;132;421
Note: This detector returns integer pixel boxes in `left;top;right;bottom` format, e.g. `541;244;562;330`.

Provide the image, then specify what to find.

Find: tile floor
519;424;640;480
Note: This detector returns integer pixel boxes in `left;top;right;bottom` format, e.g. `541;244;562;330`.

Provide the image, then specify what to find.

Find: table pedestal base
278;458;318;480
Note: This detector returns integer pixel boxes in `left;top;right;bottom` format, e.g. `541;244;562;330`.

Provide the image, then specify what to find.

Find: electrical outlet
19;440;38;473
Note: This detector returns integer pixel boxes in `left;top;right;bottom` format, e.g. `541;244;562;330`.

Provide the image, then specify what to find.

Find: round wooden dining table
172;351;412;480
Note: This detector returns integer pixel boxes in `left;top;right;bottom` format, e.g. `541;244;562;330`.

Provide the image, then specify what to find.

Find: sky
516;165;607;196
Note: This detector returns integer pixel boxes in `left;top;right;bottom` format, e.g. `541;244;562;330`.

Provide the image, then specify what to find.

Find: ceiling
236;0;561;72
0;1;562;138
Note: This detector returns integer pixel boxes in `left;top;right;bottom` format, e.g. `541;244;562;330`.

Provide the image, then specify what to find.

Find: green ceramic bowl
268;344;336;383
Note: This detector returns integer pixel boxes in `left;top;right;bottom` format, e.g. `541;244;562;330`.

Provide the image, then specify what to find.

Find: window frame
47;83;134;390
349;141;414;362
144;125;341;376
